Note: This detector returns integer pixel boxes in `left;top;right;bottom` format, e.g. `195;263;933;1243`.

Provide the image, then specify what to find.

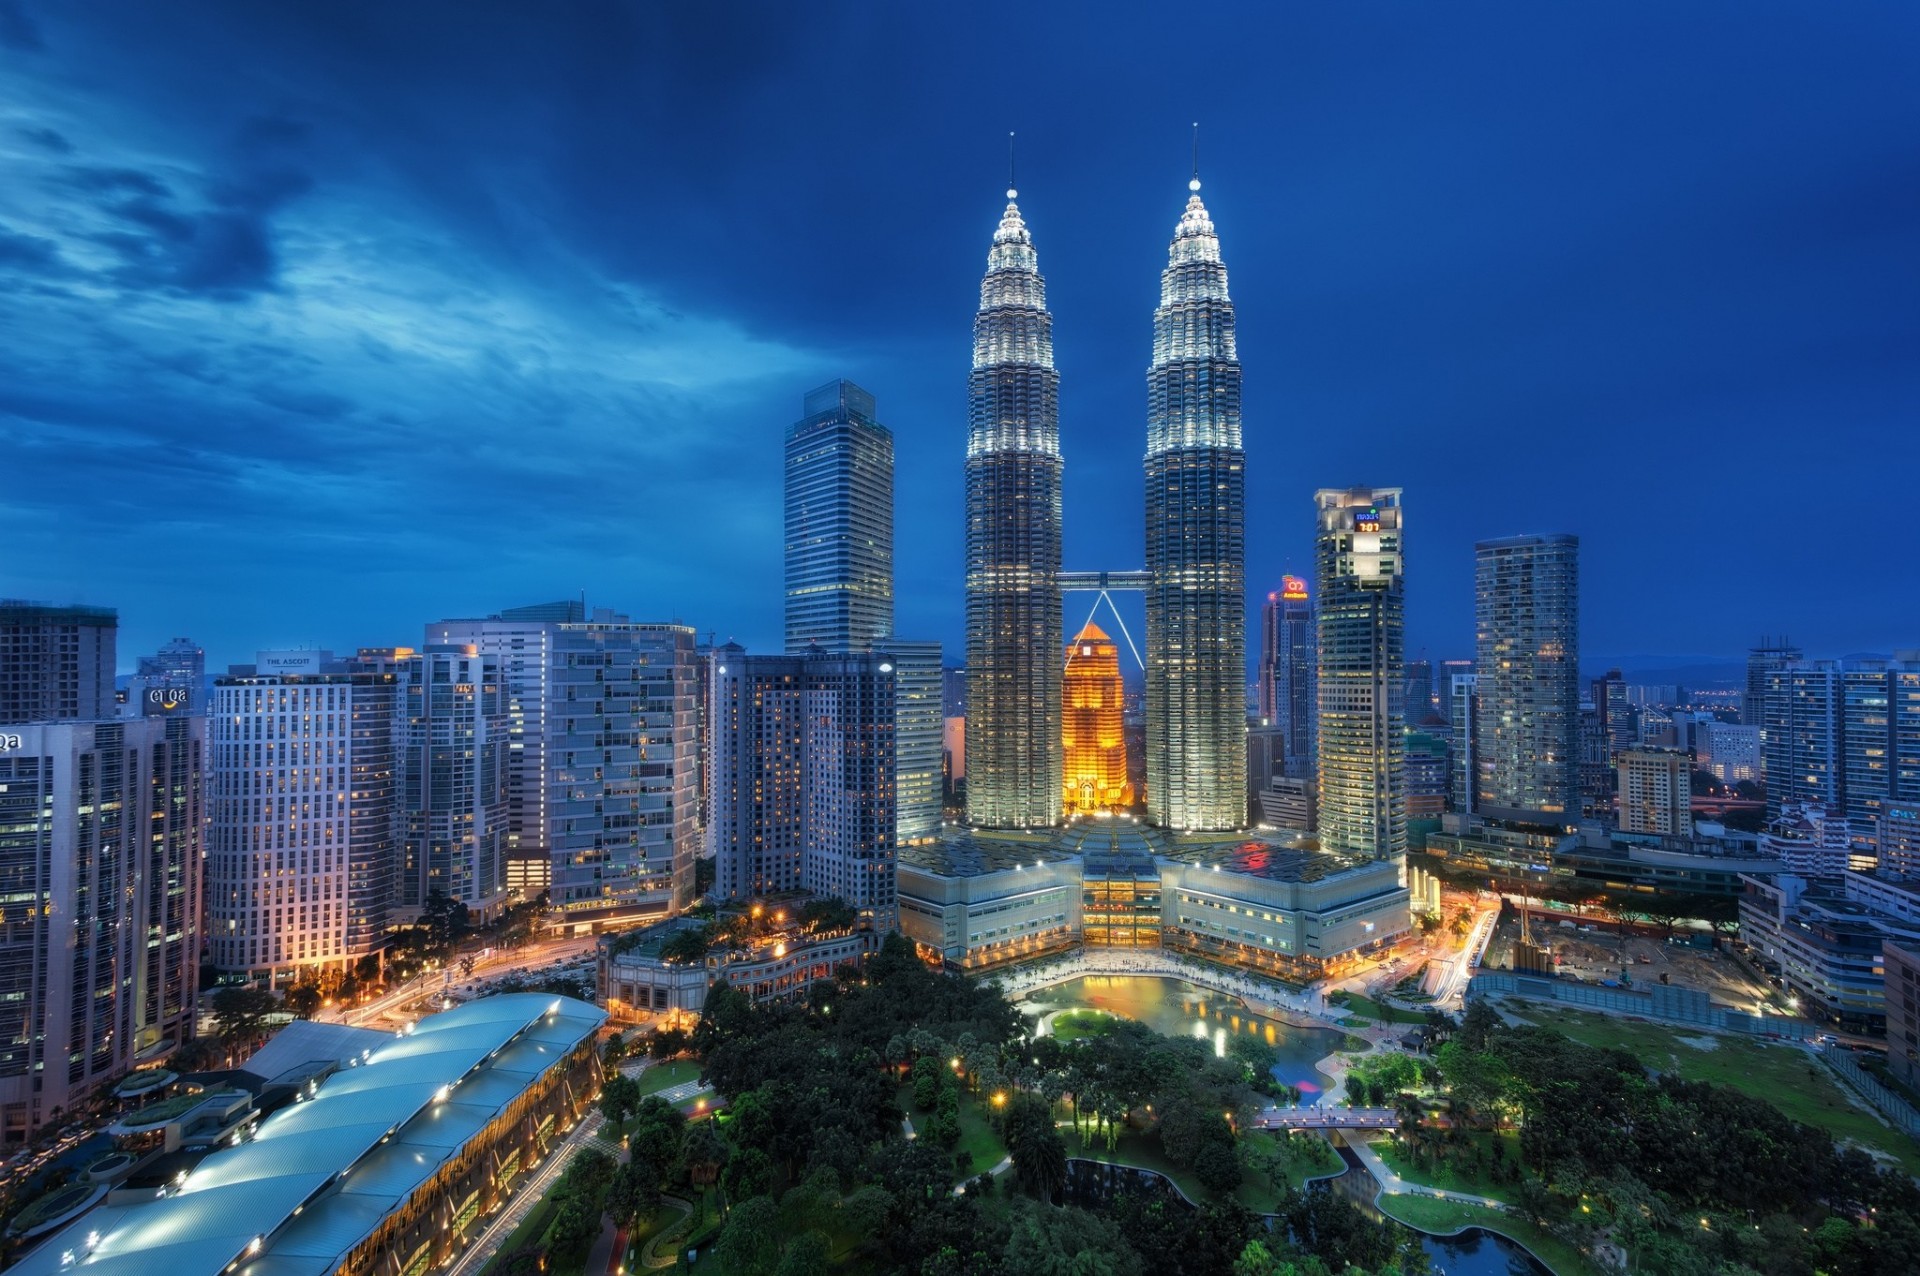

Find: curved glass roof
16;993;605;1276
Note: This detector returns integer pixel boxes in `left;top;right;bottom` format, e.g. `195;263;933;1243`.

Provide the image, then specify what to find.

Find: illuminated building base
897;822;1410;976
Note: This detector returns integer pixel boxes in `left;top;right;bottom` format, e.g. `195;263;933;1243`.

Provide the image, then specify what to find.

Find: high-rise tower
1145;174;1246;831
1063;621;1133;815
1315;488;1406;861
785;380;894;651
965;187;1063;829
1260;577;1316;775
1473;534;1580;826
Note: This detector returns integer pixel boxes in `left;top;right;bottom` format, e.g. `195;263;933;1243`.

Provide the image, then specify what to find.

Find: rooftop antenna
1190;121;1201;192
1007;131;1017;200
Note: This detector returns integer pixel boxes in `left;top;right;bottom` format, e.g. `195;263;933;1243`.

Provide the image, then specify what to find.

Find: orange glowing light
1062;621;1133;816
1281;575;1308;601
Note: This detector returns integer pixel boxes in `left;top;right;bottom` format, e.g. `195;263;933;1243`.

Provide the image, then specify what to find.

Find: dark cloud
14;125;70;153
0;1;1916;668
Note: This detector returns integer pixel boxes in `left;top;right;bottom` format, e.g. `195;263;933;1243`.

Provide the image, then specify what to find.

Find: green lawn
635;1058;704;1096
1331;991;1429;1025
896;1082;1009;1181
1377;1193;1604;1276
1370;1130;1521;1203
1521;1006;1920;1174
480;1197;558;1274
1050;1009;1117;1042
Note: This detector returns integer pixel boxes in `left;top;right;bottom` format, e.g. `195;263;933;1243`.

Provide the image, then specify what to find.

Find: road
337;934;601;1028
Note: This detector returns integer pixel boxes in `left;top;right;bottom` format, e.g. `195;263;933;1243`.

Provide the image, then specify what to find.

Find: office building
1260;577;1316;774
1746;637;1802;731
964;186;1064;830
1257;776;1316;833
1739;872;1920;1032
1437;660;1475;718
1473;533;1580;826
397;645;508;916
129;636;204;717
548;615;698;931
11;995;605;1276
1062;621;1132;816
1762;657;1920;853
1887;939;1920;1090
0;716;204;1144
1697;721;1762;784
0;600;117;723
1617;747;1693;837
1314;487;1406;861
1144;176;1247;833
1405;729;1450;822
427;600;587;897
708;646;898;930
889;639;944;844
1247;724;1288;821
207;659;399;980
785;379;894;651
1884;805;1920;878
1449;671;1479;815
1404;659;1435;725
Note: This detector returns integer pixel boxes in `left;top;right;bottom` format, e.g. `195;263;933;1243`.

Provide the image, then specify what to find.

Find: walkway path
1343;1130;1504;1209
446;1110;607;1276
1250;1105;1397;1131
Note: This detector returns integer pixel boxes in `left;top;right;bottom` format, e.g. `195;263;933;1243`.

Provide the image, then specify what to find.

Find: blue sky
1;1;1915;676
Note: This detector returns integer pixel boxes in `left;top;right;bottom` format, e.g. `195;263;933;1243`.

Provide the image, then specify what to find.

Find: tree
1232;1239;1285;1276
1195;1140;1243;1195
283;984;322;1018
210;986;280;1041
773;1231;833;1276
681;1121;726;1186
715;1195;781;1276
600;1073;641;1127
605;1156;661;1228
659;924;716;965
1005;1094;1068;1201
628;1096;686;1170
723;1146;776;1202
650;1025;689;1058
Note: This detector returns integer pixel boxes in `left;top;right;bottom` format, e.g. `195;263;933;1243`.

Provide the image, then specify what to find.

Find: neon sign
1281;575;1308;601
1354;510;1381;533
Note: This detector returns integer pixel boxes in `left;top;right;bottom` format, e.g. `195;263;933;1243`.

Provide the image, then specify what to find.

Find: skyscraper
708;646;898;930
965;186;1063;829
1746;638;1802;729
398;645;508;917
887;640;944;843
1315;488;1406;861
1062;621;1132;816
1403;659;1435;726
1259;577;1315;775
428;600;586;897
1449;673;1479;814
0;600;116;723
208;659;397;981
549;615;698;930
1617;747;1693;837
1145;175;1246;832
0;716;204;1144
1473;533;1580;826
131;636;204;717
785;380;894;651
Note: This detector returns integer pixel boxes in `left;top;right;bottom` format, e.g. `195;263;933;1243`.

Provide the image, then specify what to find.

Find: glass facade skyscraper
1473;533;1580;826
1144;180;1246;832
1260;578;1316;776
785;380;894;651
1314;488;1406;861
965;190;1063;829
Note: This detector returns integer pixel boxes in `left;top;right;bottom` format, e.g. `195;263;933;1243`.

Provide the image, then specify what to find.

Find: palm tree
681;1120;726;1188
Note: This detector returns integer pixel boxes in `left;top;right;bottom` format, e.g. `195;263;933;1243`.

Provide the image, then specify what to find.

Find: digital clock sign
1354;510;1381;533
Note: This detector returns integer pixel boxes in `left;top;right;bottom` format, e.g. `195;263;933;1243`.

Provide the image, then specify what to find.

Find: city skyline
4;3;1918;669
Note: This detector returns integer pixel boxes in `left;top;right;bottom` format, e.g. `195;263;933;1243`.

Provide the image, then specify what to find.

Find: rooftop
17;994;604;1276
900;829;1079;878
1160;834;1365;884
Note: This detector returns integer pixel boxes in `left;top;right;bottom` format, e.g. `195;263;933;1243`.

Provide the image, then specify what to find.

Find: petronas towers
965;170;1247;833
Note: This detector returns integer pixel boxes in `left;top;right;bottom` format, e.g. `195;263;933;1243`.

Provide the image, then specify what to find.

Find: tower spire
1190;121;1200;191
1008;130;1017;200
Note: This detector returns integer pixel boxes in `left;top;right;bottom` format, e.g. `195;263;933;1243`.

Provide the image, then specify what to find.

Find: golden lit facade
1062;622;1133;815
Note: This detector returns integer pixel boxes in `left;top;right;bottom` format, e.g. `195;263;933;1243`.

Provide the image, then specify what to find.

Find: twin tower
965;175;1246;833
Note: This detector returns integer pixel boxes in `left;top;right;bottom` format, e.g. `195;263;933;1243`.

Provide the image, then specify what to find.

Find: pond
1021;974;1354;1095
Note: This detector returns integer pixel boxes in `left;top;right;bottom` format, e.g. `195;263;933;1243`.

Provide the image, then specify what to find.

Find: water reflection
1031;974;1348;1094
